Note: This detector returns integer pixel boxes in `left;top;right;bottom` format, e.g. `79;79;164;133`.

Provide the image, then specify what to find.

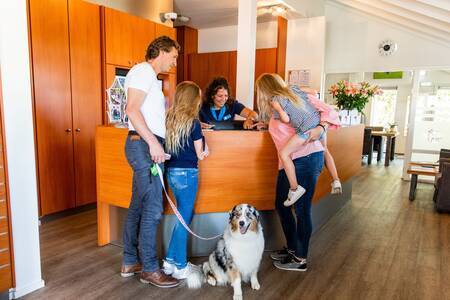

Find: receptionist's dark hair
145;36;180;60
204;77;236;108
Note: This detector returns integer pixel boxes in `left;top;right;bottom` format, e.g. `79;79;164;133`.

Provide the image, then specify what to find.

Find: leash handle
155;164;222;241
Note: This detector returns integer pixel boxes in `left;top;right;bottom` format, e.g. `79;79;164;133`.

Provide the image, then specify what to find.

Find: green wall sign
373;71;403;79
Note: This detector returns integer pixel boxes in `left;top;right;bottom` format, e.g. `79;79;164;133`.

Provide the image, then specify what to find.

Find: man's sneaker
270;247;294;261
120;263;142;277
273;254;307;272
171;262;198;280
331;180;342;194
283;185;306;206
162;260;175;275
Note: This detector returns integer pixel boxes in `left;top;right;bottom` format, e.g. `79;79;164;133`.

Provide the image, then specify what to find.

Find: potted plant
329;80;382;125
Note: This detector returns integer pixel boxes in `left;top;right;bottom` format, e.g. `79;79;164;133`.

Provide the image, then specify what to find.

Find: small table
371;131;399;166
406;164;439;201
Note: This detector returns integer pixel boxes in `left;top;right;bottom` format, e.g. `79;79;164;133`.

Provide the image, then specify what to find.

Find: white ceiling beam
381;0;450;24
332;0;450;44
417;0;450;11
354;0;450;33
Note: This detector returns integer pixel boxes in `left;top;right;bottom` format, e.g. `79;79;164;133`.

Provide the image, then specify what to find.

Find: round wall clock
378;40;398;56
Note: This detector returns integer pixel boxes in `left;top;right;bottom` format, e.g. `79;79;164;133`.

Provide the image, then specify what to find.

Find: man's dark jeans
123;134;164;272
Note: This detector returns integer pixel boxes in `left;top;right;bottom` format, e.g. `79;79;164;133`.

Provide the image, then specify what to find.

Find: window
370;88;398;128
411;87;450;162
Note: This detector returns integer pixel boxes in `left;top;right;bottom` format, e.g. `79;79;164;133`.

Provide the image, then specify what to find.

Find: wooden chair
362;128;373;163
366;126;384;161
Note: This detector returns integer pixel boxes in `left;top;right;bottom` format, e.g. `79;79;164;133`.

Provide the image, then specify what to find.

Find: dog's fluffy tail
186;263;205;289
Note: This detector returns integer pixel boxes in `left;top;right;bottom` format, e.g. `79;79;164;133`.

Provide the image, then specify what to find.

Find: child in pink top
256;73;341;207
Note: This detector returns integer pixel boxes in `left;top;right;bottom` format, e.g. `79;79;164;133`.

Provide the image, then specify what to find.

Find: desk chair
435;161;450;212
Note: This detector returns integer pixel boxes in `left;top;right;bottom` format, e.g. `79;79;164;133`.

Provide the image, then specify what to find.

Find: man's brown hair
145;36;180;60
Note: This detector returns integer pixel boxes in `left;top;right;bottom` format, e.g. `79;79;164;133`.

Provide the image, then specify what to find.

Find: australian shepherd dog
187;204;264;300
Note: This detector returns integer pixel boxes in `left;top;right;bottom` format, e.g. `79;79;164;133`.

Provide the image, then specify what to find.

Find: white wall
325;3;450;73
198;21;278;53
286;16;326;92
0;1;44;298
285;0;325;17
86;0;173;25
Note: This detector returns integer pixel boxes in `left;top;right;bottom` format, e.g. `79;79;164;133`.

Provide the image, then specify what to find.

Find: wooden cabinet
102;9;177;111
0;69;14;293
103;7;177;68
69;0;103;207
155;23;177;74
155;23;176;40
103;7;134;67
29;0;102;215
104;7;156;67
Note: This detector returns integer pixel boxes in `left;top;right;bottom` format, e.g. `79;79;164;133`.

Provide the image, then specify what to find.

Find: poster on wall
288;69;311;87
106;75;128;127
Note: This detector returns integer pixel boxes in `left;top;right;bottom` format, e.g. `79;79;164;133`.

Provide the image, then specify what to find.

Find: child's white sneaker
162;260;175;275
283;185;306;207
331;180;342;194
171;262;197;280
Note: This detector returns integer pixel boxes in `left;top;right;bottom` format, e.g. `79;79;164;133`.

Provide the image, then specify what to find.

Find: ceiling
173;0;304;28
328;0;450;46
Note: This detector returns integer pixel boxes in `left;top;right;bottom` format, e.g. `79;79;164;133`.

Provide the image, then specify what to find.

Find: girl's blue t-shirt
199;101;246;123
166;119;203;169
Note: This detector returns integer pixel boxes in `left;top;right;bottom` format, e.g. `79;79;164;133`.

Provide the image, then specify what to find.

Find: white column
0;1;44;298
402;70;421;180
236;0;257;109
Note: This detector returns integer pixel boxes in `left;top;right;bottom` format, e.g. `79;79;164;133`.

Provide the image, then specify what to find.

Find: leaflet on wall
106;75;128;126
288;69;311;87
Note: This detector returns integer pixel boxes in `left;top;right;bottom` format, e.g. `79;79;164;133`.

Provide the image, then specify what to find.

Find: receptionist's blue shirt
199;101;246;123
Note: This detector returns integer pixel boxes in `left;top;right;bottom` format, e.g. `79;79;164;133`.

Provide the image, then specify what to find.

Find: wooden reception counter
96;125;364;246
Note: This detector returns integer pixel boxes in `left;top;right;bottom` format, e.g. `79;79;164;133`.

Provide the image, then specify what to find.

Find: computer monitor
210;120;244;130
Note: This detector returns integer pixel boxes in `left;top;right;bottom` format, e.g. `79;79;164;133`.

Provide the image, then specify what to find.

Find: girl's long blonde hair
255;73;301;122
165;81;202;155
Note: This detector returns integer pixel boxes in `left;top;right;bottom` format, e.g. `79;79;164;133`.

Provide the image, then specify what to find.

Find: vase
339;109;361;125
338;110;351;125
349;109;361;125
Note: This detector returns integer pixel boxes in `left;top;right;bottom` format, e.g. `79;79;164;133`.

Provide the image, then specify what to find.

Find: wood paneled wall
188;48;276;98
176;26;198;83
276;16;287;79
182;17;287;104
0;67;14;292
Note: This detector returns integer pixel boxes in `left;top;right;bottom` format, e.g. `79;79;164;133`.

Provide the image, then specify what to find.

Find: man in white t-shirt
120;36;180;288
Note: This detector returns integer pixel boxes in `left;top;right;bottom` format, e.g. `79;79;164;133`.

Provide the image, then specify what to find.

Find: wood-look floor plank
22;159;450;300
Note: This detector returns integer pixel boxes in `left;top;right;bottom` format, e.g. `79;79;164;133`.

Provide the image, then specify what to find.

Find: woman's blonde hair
165;81;202;155
255;73;301;122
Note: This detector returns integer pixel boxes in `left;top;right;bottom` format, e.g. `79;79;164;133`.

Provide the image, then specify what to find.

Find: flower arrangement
329;80;383;113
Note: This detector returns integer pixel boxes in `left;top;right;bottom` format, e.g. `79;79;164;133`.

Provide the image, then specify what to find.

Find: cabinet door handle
65;128;72;133
75;128;81;132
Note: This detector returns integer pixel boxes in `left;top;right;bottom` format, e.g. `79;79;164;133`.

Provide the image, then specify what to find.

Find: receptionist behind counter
199;77;258;130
